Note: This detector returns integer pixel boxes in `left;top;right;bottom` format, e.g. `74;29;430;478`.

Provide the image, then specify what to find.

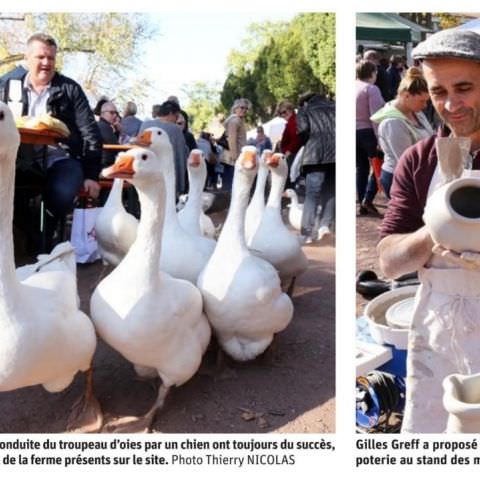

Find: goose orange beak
136;130;152;146
190;151;202;167
101;154;135;179
241;150;256;169
266;153;281;168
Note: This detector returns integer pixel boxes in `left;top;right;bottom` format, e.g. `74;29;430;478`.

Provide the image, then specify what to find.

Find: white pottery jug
443;373;480;433
424;177;480;253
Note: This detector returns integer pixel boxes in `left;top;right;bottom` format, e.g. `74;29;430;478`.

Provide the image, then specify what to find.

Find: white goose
283;188;303;231
137;128;215;283
90;146;211;432
95;178;138;266
197;146;293;361
178;149;216;239
0;102;100;432
245;149;271;244
249;153;308;293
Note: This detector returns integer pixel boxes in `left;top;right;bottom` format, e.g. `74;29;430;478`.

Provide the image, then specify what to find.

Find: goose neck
251;165;268;203
0;146;20;307
125;181;165;284
105;178;124;208
158;149;179;225
266;167;286;209
290;192;299;207
184;169;205;216
218;170;253;249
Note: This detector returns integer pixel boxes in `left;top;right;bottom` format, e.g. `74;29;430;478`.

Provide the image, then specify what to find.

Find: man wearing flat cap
378;29;480;433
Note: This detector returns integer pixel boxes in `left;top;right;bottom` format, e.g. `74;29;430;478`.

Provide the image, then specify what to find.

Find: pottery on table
424;177;480;253
363;286;417;350
443;372;480;433
385;296;415;329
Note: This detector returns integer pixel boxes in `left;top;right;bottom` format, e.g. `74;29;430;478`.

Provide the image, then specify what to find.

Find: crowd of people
0;31;335;254
356;48;437;215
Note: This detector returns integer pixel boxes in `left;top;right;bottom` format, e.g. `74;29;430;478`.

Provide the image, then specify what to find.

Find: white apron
402;166;480;433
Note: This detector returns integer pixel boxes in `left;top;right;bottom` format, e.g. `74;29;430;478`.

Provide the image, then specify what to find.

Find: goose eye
157;131;162;136
0;111;4;120
141;154;148;161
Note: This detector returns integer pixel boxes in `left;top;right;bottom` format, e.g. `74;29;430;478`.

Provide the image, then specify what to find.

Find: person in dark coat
386;55;404;100
297;90;336;243
0;32;102;251
176;111;197;152
364;50;391;101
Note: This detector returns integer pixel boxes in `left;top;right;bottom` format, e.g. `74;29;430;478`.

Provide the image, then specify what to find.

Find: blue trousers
301;164;335;237
14;158;84;243
380;169;393;199
221;163;234;192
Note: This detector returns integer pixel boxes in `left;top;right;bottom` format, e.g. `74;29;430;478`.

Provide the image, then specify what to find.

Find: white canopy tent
247;116;287;145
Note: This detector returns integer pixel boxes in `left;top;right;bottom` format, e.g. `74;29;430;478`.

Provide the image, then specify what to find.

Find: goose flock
0;102;311;433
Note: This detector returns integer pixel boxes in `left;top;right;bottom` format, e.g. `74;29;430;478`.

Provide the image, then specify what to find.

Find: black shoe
358;205;368;216
361;200;380;215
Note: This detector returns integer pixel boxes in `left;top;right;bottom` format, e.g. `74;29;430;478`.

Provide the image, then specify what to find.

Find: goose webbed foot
199;346;237;381
102;384;170;434
215;349;238;381
284;276;296;297
66;368;103;433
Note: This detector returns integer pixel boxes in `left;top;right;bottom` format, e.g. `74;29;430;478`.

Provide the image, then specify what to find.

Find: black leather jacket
0;66;102;180
296;95;336;168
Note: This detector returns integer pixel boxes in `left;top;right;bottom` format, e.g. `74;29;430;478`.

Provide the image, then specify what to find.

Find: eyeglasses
279;110;288;116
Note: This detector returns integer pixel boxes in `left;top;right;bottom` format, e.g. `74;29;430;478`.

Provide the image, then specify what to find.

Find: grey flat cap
413;29;480;62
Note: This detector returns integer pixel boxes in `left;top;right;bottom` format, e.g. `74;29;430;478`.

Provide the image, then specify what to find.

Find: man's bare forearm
377;226;434;279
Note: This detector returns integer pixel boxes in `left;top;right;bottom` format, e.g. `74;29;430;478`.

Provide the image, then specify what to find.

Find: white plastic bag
70;206;102;263
290;146;304;183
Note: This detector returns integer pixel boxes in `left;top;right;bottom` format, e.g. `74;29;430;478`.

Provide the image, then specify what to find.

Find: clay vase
424;177;480;252
443;373;480;433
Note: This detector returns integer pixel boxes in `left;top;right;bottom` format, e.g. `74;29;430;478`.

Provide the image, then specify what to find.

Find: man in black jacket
297;90;336;243
0;33;102;250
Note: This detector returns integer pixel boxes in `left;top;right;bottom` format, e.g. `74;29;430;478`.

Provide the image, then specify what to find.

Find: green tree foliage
220;69;257;117
226;21;288;74
183;81;222;135
254;29;321;112
399;12;462;30
220;13;335;122
295;13;335;97
0;13;158;106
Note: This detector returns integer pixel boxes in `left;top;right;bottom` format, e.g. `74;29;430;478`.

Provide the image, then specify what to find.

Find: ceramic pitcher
424;176;480;253
443;372;480;433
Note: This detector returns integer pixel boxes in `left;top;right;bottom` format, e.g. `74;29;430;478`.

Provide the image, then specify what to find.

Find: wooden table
18;127;66;146
102;144;135;151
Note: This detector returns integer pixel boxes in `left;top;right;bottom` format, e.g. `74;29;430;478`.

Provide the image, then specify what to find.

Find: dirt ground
356;193;389;317
0;201;335;434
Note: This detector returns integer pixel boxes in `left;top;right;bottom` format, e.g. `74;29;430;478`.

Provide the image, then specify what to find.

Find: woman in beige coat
221;98;251;191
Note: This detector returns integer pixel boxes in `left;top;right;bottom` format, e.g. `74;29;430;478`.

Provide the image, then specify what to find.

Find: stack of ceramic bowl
364;286;417;351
